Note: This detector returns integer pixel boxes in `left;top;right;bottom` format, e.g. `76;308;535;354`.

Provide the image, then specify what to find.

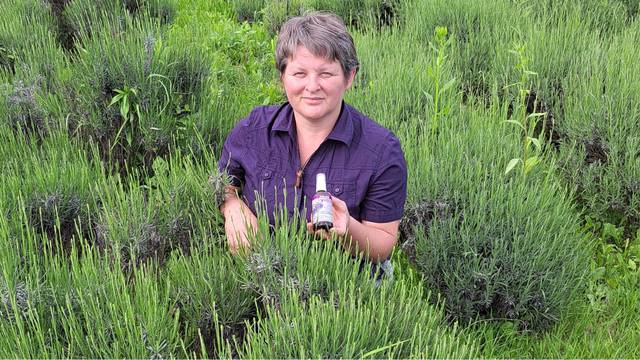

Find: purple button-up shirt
218;102;407;226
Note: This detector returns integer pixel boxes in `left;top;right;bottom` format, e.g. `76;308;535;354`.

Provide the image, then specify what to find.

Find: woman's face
281;45;355;126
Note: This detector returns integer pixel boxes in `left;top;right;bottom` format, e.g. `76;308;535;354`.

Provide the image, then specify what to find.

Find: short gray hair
275;11;359;77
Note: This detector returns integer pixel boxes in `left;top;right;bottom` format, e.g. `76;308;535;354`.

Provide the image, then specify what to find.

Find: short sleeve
359;134;407;223
218;121;247;188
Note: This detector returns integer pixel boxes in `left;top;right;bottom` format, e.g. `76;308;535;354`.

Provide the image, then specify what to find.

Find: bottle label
312;193;333;224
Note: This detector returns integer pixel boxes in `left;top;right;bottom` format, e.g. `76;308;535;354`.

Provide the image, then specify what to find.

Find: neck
295;117;333;141
292;104;342;140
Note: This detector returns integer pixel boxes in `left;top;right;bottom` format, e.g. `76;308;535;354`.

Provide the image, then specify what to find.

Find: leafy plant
504;43;546;177
424;26;456;137
584;218;640;311
108;85;142;156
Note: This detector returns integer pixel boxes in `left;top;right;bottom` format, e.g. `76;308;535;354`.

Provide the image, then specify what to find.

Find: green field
1;0;639;357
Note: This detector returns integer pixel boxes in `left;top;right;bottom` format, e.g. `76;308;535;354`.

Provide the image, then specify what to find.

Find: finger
239;233;251;250
330;195;347;208
229;227;246;255
306;222;314;233
227;236;239;254
314;229;330;240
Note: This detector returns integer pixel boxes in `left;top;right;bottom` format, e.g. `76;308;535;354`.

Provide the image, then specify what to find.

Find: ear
345;68;357;89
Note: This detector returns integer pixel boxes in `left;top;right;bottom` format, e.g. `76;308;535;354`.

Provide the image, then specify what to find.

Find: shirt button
262;170;271;178
334;186;341;194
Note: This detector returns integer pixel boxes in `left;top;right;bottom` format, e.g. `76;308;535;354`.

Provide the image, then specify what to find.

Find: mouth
303;97;324;103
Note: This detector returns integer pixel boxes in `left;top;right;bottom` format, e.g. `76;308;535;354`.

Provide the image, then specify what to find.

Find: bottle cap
315;173;327;192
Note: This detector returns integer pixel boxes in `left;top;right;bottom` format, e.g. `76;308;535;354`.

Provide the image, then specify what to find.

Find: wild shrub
1;79;50;136
0;0;67;81
63;0;175;44
230;0;400;35
165;248;256;358
94;152;225;271
234;224;478;358
43;252;184;358
238;288;477;358
347;30;455;134
555;27;640;235
0;130;104;256
61;15;209;175
399;105;590;332
524;0;631;36
163;5;281;147
397;0;520;104
0;210;61;357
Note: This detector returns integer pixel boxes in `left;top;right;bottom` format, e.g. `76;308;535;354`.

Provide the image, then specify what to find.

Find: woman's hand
306;195;350;240
305;195;400;262
221;196;257;254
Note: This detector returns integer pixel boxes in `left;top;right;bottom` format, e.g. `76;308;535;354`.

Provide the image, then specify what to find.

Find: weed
424;26;456;137
108;85;143;160
0;44;17;74
504;44;546;177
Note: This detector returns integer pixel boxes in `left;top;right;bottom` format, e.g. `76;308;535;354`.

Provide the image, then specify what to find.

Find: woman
218;12;407;276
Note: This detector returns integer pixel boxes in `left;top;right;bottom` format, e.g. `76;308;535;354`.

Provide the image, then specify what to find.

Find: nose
304;74;321;92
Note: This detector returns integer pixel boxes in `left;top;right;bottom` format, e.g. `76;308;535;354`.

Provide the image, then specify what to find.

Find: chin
292;106;326;120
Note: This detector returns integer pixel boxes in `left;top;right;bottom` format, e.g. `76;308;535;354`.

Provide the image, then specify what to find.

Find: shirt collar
271;102;354;146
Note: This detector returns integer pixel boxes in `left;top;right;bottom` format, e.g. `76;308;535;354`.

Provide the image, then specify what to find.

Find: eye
320;72;334;78
292;72;305;78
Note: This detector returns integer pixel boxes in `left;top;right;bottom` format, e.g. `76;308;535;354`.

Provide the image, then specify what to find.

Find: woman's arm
307;196;400;263
343;217;399;262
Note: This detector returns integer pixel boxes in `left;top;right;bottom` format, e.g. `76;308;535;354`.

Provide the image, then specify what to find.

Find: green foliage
63;0;176;42
95;151;225;270
239;283;477;358
425;26;455;137
399;104;590;332
163;4;281;142
232;212;477;358
165;247;256;358
59;13;209;174
554;24;640;233
399;0;520;103
0;0;67;81
230;0;400;35
1;78;50;136
585;219;640;311
503;44;545;177
0;129;104;255
473;218;640;358
108;85;142;157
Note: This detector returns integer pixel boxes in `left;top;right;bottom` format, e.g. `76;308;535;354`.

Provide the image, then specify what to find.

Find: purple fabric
218;102;407;225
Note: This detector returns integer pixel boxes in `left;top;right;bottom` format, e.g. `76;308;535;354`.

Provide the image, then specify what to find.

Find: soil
377;0;396;29
525;90;561;149
193;308;256;359
44;0;76;53
583;133;608;165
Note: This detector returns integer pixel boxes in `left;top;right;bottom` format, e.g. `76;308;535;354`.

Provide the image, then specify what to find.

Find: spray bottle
311;173;333;231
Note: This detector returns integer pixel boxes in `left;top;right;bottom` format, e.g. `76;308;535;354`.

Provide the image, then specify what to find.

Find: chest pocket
326;181;359;218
